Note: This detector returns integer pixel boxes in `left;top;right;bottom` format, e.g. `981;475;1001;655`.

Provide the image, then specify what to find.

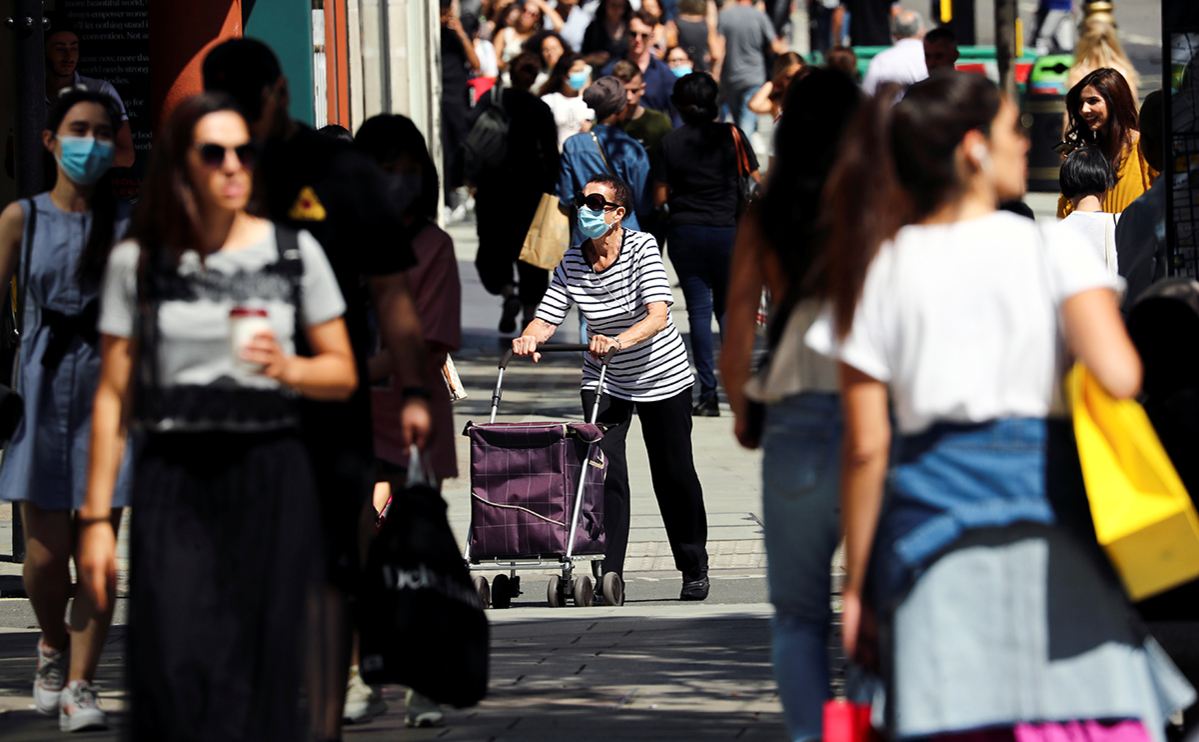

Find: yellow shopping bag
1069;363;1199;601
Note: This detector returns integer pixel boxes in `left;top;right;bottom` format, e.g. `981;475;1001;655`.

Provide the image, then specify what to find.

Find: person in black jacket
472;51;561;334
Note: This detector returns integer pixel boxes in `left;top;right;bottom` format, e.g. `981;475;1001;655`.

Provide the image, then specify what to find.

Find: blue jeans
722;84;761;136
668;223;736;400
761;393;842;742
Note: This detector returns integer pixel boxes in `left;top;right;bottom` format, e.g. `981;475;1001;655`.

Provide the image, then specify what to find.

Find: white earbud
972;143;992;174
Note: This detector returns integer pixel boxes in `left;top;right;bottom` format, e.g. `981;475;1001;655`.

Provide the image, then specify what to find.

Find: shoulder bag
729;125;760;216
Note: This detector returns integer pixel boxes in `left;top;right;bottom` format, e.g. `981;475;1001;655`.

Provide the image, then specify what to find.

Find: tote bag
519;193;571;271
358;448;490;707
1069;362;1199;601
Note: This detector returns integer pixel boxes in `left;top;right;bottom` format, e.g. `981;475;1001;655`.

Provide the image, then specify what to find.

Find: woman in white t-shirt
538;53;596;149
808;72;1194;739
78;93;356;739
1059;145;1120;280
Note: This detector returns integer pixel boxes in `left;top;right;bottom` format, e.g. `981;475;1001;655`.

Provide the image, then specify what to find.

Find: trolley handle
499;344;617;369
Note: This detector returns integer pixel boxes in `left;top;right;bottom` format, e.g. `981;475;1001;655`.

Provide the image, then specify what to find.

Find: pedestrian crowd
1;3;1197;742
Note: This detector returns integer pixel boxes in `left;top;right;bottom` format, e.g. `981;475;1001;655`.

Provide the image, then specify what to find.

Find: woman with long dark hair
720;68;860;742
652;72;761;416
1058;67;1153;217
811;71;1193;739
0;88;127;732
77;93;357;739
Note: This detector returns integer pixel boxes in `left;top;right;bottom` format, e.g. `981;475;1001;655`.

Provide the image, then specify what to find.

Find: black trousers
581;387;708;580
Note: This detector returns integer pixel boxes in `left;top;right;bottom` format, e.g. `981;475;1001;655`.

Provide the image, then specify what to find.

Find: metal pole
5;0;44;566
995;0;1018;101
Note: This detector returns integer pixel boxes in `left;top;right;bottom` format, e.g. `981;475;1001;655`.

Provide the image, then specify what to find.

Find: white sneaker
404;689;444;728
343;665;387;723
59;680;107;732
33;638;67;717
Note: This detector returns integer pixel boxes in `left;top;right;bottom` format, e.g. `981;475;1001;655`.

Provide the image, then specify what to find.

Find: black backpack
462;84;509;180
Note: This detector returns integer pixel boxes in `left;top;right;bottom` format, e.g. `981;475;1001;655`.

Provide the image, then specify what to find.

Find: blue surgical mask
671;64;693;78
55;136;115;185
568;72;589;91
578;206;615;239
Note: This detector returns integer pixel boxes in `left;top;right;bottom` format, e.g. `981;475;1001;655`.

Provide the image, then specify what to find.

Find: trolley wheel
601;572;624;607
573;575;595;607
492;573;512;609
472;576;491;609
547;575;562;607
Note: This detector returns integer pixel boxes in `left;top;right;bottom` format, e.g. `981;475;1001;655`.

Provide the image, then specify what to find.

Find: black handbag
0;199;34;446
357;449;489;708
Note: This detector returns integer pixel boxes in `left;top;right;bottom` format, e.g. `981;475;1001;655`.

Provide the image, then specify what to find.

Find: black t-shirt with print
260;124;416;453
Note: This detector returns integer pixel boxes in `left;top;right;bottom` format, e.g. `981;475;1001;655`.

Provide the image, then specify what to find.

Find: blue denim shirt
557;125;650;247
869;417;1059;605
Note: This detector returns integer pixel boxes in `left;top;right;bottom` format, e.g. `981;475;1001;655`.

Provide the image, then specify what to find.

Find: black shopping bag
358;450;489;707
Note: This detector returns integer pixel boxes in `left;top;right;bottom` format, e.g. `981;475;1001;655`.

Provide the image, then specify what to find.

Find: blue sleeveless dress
0;192;132;510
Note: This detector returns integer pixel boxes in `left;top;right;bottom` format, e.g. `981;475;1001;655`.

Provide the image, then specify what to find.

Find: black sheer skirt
126;431;322;742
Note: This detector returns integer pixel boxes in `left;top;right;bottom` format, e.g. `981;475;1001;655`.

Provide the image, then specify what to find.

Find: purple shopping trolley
462;344;623;608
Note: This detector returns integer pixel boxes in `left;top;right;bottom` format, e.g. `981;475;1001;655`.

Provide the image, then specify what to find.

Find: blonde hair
1068;19;1140;96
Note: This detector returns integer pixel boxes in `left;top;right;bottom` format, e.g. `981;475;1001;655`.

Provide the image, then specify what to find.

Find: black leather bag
357;451;489;707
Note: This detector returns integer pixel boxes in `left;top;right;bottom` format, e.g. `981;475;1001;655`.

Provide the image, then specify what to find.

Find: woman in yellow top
1058;68;1155;218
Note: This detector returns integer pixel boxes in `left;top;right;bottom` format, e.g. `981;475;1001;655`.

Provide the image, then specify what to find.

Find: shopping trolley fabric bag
466;421;606;559
1069;363;1199;601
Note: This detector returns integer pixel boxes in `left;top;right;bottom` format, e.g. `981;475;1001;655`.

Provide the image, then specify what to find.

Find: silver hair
894;9;924;40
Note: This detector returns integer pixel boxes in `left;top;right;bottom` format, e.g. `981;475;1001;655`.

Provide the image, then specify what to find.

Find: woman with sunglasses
513;175;710;602
0;88;127;732
77;92;357;740
1057;68;1152;218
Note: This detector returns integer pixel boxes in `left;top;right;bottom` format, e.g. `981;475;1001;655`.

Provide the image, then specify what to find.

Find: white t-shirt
806;211;1119;434
1059;210;1120;279
536;228;694;402
99;226;346;392
861;38;929;96
542;92;595;149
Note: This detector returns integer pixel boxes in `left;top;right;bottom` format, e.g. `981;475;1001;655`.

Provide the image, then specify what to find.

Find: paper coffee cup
230;307;271;372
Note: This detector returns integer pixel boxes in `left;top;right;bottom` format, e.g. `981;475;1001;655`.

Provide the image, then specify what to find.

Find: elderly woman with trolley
513;174;711;601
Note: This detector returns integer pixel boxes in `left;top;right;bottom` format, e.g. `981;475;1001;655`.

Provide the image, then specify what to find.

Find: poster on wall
60;0;150;201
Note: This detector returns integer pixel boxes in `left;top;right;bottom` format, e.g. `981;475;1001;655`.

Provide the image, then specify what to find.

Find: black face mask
384;172;423;216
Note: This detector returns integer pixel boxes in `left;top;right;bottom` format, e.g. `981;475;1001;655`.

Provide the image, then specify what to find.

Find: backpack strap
273;225;305;346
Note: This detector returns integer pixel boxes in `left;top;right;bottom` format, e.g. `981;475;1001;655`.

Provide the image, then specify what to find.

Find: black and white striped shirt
536;229;694;402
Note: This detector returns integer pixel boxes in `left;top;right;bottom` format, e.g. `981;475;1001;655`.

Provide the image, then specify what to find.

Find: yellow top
1057;132;1157;218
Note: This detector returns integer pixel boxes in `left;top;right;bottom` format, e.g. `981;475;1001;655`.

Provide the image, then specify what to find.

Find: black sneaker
692;395;719;417
680;572;709;601
498;296;522;334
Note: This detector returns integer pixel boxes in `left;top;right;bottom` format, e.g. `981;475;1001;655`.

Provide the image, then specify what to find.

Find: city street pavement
0;216;791;740
0;2;1169;729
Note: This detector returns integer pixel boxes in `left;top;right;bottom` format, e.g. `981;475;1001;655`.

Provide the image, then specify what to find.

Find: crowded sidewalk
0;215;784;739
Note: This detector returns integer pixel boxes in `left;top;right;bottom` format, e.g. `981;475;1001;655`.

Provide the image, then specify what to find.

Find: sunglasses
195;142;257;168
574;192;621;211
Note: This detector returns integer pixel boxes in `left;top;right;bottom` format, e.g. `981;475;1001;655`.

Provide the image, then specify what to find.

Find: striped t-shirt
536;229;694;403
